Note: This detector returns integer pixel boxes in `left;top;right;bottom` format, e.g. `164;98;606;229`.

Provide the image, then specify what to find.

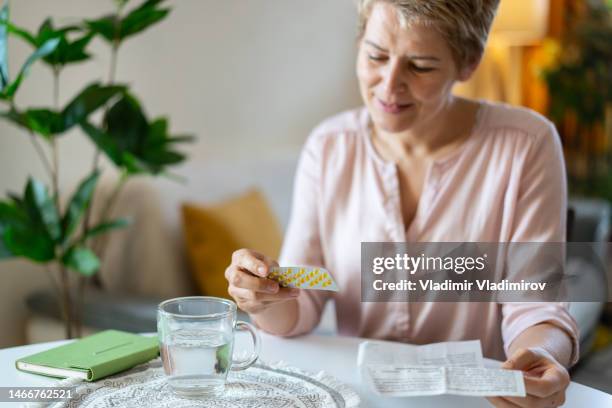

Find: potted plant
542;0;612;202
0;0;193;338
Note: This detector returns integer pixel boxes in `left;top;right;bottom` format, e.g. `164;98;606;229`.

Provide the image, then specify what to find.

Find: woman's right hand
225;248;300;314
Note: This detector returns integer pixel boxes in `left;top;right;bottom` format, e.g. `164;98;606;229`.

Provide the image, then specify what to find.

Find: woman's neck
373;96;479;162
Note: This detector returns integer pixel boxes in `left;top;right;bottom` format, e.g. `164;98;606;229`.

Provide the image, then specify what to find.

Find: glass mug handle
230;321;261;371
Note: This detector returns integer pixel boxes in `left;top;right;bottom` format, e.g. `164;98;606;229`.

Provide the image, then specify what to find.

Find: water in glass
161;328;233;397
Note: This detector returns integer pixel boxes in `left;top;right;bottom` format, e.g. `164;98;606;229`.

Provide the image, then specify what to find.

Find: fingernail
257;266;267;276
267;283;279;293
289;288;300;296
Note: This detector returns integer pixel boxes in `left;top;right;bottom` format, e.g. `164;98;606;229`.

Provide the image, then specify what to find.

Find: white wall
0;0;362;347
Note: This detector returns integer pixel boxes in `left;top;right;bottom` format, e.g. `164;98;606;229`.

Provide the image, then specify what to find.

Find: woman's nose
382;60;407;96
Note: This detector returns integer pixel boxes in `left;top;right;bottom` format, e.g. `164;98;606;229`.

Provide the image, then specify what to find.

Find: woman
225;1;579;406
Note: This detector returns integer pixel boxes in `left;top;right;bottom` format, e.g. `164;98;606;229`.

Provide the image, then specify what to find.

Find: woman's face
356;2;468;134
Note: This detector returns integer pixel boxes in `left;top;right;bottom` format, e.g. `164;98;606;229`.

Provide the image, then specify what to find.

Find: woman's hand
487;347;570;407
225;248;300;314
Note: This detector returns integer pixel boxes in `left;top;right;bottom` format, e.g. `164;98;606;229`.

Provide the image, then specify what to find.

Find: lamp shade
491;0;550;45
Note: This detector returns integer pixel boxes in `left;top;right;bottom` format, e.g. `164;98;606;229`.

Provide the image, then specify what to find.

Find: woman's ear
457;54;482;82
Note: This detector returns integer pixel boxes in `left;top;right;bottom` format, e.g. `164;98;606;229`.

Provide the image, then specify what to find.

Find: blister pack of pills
269;266;339;292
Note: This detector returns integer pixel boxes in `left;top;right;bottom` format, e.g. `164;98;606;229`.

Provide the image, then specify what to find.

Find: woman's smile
376;98;414;114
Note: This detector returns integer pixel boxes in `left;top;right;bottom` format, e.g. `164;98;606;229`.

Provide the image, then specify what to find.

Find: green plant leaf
0;202;19;260
81;93;192;175
0;199;55;262
85;15;119;43
7;192;23;206
4;37;60;98
3;223;56;261
1;84;124;138
36;18;80;43
80;121;127;166
142;149;185;168
86;0;169;45
43;31;93;66
0;108;62;139
166;135;196;144
61;83;126;130
24;178;61;242
61;246;100;276
0;201;25;225
120;0;169;39
105;93;149;152
0;1;9;90
0;228;11;259
1;20;36;46
61;170;100;244
2;17;90;68
32;19;93;67
84;217;130;241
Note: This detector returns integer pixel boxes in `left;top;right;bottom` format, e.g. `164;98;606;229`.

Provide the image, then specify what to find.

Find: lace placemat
28;358;360;408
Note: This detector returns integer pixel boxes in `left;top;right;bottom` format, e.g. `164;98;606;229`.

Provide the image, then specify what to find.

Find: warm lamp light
455;0;551;105
491;0;550;46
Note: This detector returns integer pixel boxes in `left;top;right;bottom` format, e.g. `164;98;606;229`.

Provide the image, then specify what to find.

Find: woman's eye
410;64;435;73
368;54;387;62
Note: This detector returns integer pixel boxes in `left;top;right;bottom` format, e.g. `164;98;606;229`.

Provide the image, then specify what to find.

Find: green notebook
16;330;159;381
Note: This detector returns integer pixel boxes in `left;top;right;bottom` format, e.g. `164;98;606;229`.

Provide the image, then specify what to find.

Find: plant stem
92;173;128;258
8;100;54;182
75;275;84;338
53;66;59;110
109;41;119;84
44;265;62;301
59;264;73;339
51;68;60;213
82;40;121;290
51;68;71;337
92;41;120;171
28;131;54;180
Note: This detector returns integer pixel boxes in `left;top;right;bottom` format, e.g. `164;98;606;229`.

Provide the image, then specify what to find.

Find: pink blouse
278;101;579;364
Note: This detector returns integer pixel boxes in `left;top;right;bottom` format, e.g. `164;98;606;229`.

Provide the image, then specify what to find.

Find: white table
1;333;611;407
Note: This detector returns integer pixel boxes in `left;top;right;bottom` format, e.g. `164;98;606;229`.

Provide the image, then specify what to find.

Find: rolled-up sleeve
502;121;580;366
502;303;579;366
278;128;332;337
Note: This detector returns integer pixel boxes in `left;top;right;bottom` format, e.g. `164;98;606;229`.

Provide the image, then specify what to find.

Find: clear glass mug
157;296;260;398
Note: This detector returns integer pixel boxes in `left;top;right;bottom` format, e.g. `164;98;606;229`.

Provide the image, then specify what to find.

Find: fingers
229;288;299;314
499;348;569;407
228;268;279;293
523;367;569;398
229;286;300;302
505;348;569;400
232;248;276;277
504;348;540;371
226;248;298;315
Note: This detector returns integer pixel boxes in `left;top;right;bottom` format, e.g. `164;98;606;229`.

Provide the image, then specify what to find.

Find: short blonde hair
357;0;500;70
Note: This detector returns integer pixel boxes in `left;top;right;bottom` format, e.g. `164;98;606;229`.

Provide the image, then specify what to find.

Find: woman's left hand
486;347;570;407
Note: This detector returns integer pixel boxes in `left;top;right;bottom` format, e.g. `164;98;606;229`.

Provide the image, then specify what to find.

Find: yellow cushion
181;189;283;299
